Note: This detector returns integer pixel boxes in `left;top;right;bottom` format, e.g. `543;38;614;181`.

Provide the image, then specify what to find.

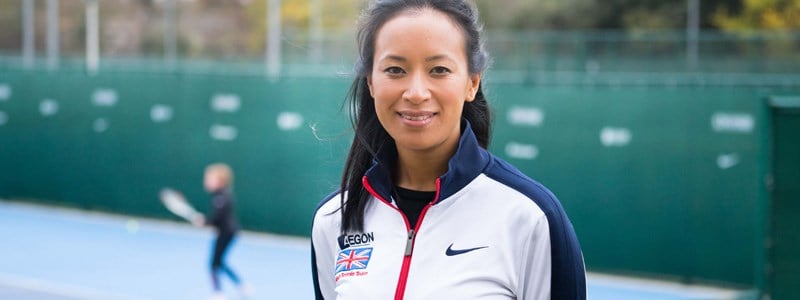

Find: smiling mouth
398;112;435;121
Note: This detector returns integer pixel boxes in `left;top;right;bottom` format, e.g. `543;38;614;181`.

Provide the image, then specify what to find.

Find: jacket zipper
362;176;441;300
393;227;417;300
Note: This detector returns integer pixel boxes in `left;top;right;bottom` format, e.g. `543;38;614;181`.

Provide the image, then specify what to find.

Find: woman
311;1;586;299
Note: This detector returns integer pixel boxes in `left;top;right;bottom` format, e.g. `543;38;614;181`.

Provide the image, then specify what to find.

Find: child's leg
220;264;241;284
210;232;234;290
219;233;242;284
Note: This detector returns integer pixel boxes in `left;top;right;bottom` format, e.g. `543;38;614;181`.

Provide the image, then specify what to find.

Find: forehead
374;8;466;58
206;167;229;177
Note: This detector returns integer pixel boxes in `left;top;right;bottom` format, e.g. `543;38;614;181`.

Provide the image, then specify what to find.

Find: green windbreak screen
0;69;798;288
0;71;351;237
488;84;772;285
770;105;800;300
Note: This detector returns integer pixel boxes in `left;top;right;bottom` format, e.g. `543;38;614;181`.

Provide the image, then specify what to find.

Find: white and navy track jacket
311;124;586;300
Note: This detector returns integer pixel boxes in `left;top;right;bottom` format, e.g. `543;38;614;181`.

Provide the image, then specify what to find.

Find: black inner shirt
394;186;436;228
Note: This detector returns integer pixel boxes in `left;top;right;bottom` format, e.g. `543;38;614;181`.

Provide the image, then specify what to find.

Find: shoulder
311;190;344;262
314;189;342;215
482;155;563;217
311;189;343;233
482;155;587;298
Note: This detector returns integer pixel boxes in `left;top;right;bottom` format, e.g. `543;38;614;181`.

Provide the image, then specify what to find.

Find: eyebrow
380;54;454;63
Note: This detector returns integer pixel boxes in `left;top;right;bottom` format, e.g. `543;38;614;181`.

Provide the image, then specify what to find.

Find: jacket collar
363;121;490;204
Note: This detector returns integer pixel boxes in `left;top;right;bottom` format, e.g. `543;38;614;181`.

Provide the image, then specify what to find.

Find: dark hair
340;0;491;233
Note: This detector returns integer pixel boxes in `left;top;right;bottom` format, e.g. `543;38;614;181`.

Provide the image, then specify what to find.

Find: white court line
0;272;148;300
587;273;754;299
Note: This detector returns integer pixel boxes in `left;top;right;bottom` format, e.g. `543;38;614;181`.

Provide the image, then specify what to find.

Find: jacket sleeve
311;214;337;299
539;209;587;300
518;205;587;300
519;214;552;300
311;241;326;299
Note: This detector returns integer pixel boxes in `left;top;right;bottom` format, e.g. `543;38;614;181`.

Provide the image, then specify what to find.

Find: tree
713;0;800;30
0;1;22;51
476;0;742;30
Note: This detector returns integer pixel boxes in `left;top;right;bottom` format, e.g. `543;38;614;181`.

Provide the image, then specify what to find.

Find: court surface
0;200;752;300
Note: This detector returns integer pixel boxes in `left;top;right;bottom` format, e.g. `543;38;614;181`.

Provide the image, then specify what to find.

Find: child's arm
191;215;206;227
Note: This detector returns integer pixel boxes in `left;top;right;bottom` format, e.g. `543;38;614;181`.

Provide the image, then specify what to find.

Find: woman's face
368;8;481;155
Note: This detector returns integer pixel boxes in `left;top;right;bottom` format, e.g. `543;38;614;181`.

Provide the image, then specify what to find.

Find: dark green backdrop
0;68;797;294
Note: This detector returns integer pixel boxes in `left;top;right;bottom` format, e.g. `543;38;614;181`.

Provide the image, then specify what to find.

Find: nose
402;73;431;104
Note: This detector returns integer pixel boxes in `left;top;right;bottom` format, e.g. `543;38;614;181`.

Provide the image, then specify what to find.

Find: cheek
373;98;394;128
370;79;400;110
370;77;396;98
205;177;219;189
442;85;469;107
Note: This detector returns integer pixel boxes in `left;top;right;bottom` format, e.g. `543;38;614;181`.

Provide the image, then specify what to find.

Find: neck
394;146;454;192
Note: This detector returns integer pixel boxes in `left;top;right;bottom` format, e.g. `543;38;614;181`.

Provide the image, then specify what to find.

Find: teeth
401;114;431;121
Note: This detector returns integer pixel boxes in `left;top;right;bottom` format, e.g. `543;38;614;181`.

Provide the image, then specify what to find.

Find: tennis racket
159;188;203;224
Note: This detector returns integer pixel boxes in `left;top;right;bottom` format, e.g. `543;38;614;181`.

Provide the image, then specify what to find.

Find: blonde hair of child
205;163;233;188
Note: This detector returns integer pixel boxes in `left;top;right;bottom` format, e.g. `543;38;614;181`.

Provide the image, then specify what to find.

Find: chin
395;138;437;152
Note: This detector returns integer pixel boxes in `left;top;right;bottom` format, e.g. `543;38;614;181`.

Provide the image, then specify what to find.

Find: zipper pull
404;229;415;256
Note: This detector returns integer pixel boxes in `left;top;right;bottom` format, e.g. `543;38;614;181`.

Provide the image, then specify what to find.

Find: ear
465;73;482;102
367;74;375;97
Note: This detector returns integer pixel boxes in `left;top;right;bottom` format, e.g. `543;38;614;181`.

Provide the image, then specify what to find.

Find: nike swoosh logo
446;243;488;256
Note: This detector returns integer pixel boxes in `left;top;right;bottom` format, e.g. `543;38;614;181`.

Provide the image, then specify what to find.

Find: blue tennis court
0;200;751;300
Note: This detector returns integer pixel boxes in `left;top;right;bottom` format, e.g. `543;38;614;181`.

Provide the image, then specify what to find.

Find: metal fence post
309;0;322;64
266;0;282;79
47;0;60;70
22;0;35;68
86;0;99;75
687;0;700;70
163;0;177;70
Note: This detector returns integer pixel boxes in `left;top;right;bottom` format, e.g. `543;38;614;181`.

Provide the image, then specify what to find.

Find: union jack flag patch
335;247;373;274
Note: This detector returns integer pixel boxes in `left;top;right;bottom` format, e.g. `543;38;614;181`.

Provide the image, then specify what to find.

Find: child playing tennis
194;163;252;300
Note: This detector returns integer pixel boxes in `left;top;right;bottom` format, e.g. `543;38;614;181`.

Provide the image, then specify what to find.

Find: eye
384;66;405;75
431;66;451;75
